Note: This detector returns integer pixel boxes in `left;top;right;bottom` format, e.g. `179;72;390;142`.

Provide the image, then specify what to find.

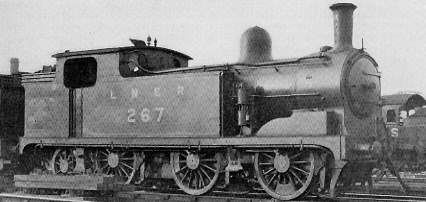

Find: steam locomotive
0;3;382;200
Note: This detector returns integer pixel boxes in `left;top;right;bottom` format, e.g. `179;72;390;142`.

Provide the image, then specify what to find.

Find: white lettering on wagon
154;87;161;97
127;108;136;122
110;90;117;100
127;107;165;123
177;86;184;95
111;85;185;100
131;88;139;99
154;107;164;122
140;108;151;122
390;127;399;138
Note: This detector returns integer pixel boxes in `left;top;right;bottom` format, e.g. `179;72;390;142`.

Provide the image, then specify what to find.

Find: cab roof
52;46;193;60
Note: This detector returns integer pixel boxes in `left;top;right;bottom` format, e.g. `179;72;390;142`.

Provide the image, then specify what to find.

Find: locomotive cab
21;41;193;140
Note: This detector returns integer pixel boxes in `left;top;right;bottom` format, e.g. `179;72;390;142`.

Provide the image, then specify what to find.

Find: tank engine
17;3;381;200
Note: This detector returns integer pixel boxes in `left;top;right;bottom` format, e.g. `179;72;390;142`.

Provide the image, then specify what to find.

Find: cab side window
64;57;97;88
386;109;396;123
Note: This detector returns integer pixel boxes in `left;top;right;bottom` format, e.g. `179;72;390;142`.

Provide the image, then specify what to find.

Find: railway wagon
0;64;24;190
17;3;381;200
0;79;23;169
382;93;426;170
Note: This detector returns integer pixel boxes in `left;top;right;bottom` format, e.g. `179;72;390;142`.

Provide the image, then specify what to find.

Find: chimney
10;58;19;75
330;3;357;51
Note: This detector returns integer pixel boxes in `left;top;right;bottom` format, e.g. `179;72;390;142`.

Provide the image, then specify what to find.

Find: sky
0;0;425;95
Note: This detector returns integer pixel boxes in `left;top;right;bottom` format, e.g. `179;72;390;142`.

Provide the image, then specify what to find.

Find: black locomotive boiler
16;3;381;200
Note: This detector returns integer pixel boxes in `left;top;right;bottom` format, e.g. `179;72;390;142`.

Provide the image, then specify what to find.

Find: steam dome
238;26;272;64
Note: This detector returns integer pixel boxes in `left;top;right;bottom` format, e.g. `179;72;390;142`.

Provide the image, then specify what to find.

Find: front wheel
254;149;315;200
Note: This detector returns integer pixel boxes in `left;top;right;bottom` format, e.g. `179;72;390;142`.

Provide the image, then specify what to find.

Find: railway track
338;192;426;202
2;190;426;202
4;176;426;202
0;193;93;202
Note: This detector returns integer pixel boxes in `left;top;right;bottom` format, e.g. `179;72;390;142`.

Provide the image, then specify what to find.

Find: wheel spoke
277;173;282;184
197;170;205;187
120;157;134;161
291;166;309;175
117;167;124;176
119;166;130;177
181;169;190;182
119;151;127;157
175;165;188;174
267;173;278;186
263;153;274;160
120;162;133;170
194;171;200;189
288;174;297;189
200;164;216;172
263;167;275;175
199;167;212;182
292;160;310;164
289;170;303;185
259;162;274;166
197;172;202;189
200;158;216;162
188;171;194;187
289;151;304;160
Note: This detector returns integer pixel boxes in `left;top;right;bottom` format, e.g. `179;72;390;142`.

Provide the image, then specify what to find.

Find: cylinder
10;58;19;75
330;3;357;51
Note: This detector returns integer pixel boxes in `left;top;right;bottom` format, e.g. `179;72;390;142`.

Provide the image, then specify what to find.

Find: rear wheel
254;149;315;200
52;148;76;175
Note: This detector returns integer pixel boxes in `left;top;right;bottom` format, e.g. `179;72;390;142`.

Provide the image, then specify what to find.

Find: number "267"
127;107;164;123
